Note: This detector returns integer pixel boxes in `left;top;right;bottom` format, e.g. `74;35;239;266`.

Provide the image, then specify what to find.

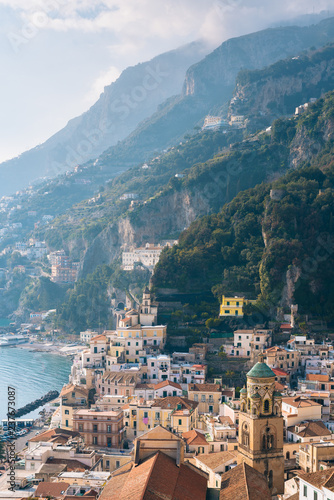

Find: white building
122;241;177;271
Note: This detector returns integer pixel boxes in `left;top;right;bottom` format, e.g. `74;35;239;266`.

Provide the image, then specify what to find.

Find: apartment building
188;384;222;415
73;408;124;448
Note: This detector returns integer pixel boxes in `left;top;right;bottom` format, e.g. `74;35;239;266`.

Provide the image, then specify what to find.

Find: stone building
238;354;284;496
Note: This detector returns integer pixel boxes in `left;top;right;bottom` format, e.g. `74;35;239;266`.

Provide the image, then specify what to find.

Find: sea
0;347;72;422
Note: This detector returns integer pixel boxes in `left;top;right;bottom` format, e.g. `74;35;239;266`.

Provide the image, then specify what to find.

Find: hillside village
2;285;334;499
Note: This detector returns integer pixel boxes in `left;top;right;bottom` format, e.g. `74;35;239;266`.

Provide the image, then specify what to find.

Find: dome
273;391;282;397
240;387;247;394
251;392;261;399
247;359;275;379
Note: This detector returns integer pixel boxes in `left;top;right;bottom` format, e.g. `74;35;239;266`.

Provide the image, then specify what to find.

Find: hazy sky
0;0;333;163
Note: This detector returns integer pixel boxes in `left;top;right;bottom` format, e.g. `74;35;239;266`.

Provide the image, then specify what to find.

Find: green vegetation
153;162;334;321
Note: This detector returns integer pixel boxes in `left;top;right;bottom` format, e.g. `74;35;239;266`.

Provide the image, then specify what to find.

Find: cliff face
81;188;212;276
232;46;334;122
183;19;334;99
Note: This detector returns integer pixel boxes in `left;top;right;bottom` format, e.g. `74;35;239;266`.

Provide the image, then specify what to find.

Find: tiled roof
60;383;89;397
188;383;222;393
219;462;271;500
306;373;329;382
247;360;275;379
155;380;182;390
300;467;334;489
151;396;198;411
103;371;137;384
46;457;90;471
34;481;70;498
218;416;235;427
196;451;237;471
29;428;79;443
90;334;107;341
135;383;155;390
282;396;321;408
275;381;285;392
99;451;207;500
272;368;288;377
291;420;331;438
182;430;208;446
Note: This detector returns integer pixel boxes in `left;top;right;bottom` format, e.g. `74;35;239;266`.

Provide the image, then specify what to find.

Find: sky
0;0;333;163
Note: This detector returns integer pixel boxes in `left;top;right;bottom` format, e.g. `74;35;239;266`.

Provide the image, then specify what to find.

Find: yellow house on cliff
219;295;254;318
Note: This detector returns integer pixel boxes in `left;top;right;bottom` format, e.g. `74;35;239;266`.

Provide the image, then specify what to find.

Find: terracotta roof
99;451;207;500
29;428;79;443
188;383;222;393
306;373;329;382
196;451;237;471
135;383;155;390
265;346;287;353
90;334;107;341
281;323;293;329
60;383;89;397
35;481;70;498
272;368;288;377
102;371;137;384
275;381;285;392
46;457;90;471
286;494;299;500
219;462;271;500
290;420;331;438
300;467;334;489
282;396;321;408
182;430;208;446
218;416;235;427
151;396;198;411
155;380;182;390
222;390;234;397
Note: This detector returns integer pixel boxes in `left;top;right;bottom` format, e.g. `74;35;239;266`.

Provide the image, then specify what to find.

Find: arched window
268;470;273;489
286;451;290;460
264;399;270;412
247;399;251;410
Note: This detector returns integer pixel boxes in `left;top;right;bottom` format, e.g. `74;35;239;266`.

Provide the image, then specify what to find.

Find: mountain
95;17;334;167
0;41;210;196
152;92;334;321
231;44;334;132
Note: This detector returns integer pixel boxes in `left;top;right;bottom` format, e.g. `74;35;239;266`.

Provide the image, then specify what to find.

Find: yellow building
188;383;222;415
124;396;199;439
60;384;90;430
238;354;284;497
219;295;253;317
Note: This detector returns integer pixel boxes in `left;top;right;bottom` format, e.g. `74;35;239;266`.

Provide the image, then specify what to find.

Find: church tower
238;354;284;496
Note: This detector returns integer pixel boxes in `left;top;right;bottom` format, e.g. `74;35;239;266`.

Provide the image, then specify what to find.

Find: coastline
13;341;87;357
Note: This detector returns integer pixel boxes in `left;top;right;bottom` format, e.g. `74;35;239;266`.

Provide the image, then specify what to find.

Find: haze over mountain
0;40;210;196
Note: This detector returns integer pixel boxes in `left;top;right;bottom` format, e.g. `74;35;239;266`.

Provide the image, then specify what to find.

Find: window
94;347;97;353
314;492;317;500
144;412;148;419
264;400;270;412
93;424;98;431
107;425;111;433
65;419;69;427
225;310;230;314
201;395;206;402
178;419;182;425
79;424;83;431
93;436;98;445
65;409;69;415
106;460;110;467
155;412;160;419
116;460;120;469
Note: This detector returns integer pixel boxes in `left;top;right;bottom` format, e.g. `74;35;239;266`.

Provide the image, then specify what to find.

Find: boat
0;334;29;346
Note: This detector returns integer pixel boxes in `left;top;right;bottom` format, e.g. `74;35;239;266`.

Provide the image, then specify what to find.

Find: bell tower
238;354;284;496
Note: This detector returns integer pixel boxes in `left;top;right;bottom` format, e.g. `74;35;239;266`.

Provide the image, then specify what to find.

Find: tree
218;345;227;360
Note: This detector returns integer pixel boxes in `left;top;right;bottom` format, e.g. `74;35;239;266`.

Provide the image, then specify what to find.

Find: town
1;285;334;500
